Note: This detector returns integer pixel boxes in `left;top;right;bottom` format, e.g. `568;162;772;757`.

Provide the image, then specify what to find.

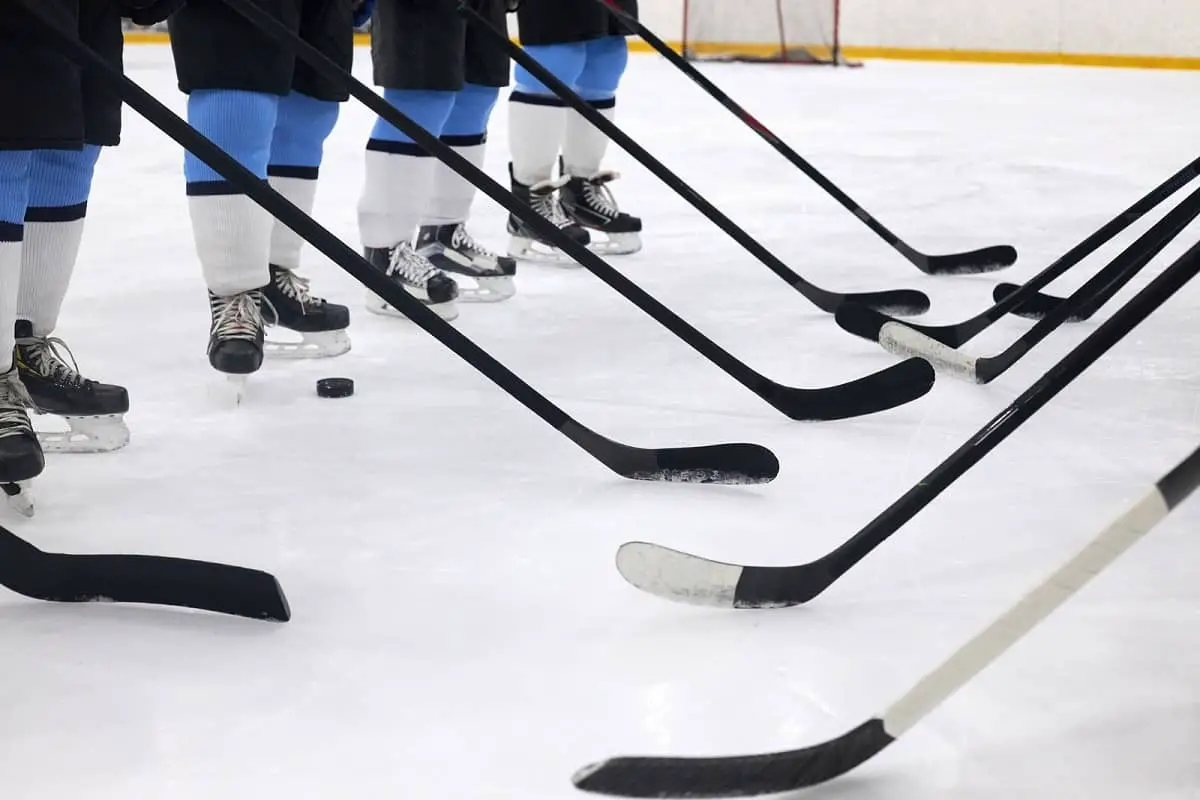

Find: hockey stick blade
567;423;779;484
580;443;1200;798
833;158;1200;347
915;244;1018;276
465;5;931;319
27;0;779;485
990;282;1087;321
0;526;290;620
609;236;1200;611
594;0;1015;281
764;358;934;421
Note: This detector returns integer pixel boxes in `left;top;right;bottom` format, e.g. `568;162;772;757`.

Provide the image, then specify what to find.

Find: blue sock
425;84;501;227
184;90;279;192
577;36;629;101
26;145;101;222
513;42;588;98
368;89;456;154
266;92;340;269
0;151;33;239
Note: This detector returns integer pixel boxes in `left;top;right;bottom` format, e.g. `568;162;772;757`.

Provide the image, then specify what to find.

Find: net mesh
682;0;847;65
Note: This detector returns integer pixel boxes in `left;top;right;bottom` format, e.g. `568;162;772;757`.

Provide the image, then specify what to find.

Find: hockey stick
462;5;930;317
874;182;1200;383
575;441;1200;797
605;233;1200;611
835;156;1200;346
0;525;290;620
212;0;937;423
25;1;775;484
592;0;1015;277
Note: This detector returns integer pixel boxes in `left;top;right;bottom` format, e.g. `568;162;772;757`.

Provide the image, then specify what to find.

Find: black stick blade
572;719;895;798
839;289;930;317
768;359;935;421
0;527;290;621
919;245;1018;276
991;282;1085;321
833;302;892;343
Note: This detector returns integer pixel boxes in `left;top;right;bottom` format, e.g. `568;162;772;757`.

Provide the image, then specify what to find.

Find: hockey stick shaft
26;0;773;483
885;443;1200;736
592;0;1013;275
463;5;929;315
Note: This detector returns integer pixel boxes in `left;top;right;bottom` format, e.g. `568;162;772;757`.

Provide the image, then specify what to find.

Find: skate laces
581;171;621;218
451;225;501;260
273;267;323;308
529;176;575;229
211;291;265;341
17;333;87;389
388;243;441;286
0;368;34;437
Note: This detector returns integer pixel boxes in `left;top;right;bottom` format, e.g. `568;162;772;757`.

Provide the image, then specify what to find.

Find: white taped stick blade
880;322;981;383
615;541;742;608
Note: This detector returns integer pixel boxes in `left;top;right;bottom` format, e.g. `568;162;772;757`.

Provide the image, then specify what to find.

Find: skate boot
15;320;131;454
506;163;590;264
559;162;643;255
209;288;265;400
363;242;459;321
0;364;44;517
260;265;351;359
415;223;516;303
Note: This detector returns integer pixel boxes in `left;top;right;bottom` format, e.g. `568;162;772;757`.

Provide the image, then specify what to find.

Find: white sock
187;194;273;296
357;149;437;249
423;141;485;227
17;218;85;336
0;240;23;360
508;97;567;185
267;175;318;271
563;104;615;177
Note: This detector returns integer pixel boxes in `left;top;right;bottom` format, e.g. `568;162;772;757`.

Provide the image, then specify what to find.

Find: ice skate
0;364;45;517
506;164;590;265
208;290;265;403
363;242;459;321
416;223;516;302
260;264;351;359
559;164;643;255
15;321;130;454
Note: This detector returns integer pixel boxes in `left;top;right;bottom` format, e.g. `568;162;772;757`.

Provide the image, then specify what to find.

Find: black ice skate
15;320;130;454
506;163;591;265
363;242;459;321
260;265;351;359
0;364;45;517
559;163;643;256
209;290;265;376
416;223;516;303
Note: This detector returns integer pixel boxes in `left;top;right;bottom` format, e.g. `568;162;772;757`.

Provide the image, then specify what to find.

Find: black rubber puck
316;377;354;398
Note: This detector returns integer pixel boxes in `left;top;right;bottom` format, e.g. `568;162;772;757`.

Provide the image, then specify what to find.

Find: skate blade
365;291;460;322
588;231;642;256
265;329;352;360
37;414;130;454
454;275;516;303
3;481;34;517
507;235;584;267
226;373;250;407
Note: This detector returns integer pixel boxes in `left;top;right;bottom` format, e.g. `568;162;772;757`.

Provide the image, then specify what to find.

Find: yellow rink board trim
120;31;1200;72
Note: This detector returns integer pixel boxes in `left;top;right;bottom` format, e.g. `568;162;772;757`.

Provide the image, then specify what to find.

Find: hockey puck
316;377;354;398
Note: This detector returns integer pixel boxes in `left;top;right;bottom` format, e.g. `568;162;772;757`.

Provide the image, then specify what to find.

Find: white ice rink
3;46;1199;799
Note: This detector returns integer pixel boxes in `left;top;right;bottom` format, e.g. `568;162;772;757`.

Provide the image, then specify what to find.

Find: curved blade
919;244;1018;275
766;358;935;421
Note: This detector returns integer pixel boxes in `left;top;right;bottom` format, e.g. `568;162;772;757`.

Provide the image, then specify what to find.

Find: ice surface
2;48;1198;799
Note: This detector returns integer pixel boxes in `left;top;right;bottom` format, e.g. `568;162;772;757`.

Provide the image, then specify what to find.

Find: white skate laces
388;242;442;288
581;171;622;218
528;176;576;229
273;267;317;307
211;291;265;340
0;369;34;438
17;334;85;387
451;224;502;262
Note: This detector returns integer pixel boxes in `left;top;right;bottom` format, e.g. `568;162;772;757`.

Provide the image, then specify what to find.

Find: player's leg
258;0;355;358
357;0;461;321
168;0;297;377
416;1;515;301
18;0;130;454
558;30;643;254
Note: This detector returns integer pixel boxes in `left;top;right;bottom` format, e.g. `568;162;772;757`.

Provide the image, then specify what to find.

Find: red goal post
680;0;857;66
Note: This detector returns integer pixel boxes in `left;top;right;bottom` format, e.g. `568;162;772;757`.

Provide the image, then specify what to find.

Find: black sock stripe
587;96;617;110
25;202;88;223
267;165;320;180
0;221;22;242
365;138;433;157
185;179;268;197
440;133;487;148
509;91;568;108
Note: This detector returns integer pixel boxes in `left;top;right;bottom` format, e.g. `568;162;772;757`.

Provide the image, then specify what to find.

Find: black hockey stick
592;0;1015;277
835;156;1200;346
575;441;1200;797
214;0;936;423
0;525;290;620
603;233;1200;612
463;5;929;317
24;0;775;484
873;182;1200;383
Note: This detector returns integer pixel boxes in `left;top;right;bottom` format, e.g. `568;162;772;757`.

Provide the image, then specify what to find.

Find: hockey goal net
681;0;854;65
